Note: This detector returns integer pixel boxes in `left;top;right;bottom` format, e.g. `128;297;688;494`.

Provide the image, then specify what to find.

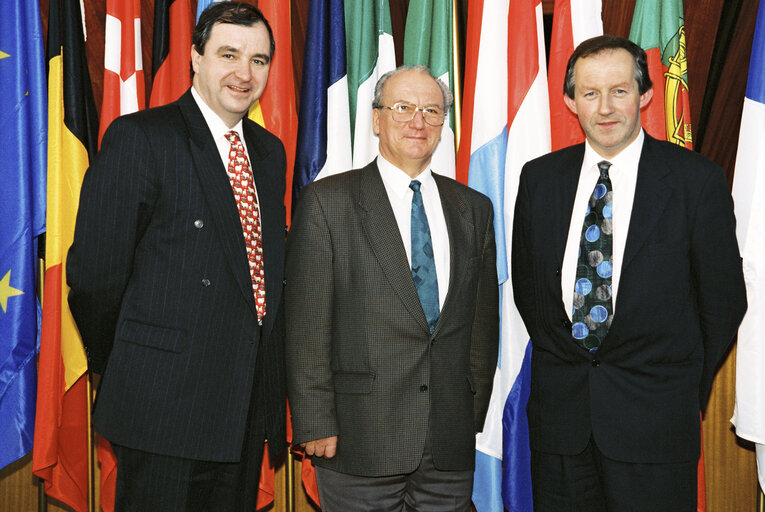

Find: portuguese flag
629;0;693;149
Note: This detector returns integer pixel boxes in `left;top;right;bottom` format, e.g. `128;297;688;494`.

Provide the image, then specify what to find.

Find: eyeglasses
377;102;447;126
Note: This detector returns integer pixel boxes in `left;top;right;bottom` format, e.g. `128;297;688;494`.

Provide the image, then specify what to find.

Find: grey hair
372;65;454;112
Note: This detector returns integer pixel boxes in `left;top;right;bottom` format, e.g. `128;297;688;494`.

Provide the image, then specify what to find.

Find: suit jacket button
562;319;571;329
555;267;561;276
194;219;204;229
420;385;428;392
201;278;211;287
591;359;600;367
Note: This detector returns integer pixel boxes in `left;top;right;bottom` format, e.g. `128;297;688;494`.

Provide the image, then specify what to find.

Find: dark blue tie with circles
571;161;613;352
410;180;439;333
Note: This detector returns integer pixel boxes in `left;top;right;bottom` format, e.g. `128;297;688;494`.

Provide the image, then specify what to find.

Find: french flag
731;0;765;496
293;0;352;201
457;1;551;510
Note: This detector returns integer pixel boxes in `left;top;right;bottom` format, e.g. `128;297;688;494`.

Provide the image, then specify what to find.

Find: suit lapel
243;120;284;331
359;162;431;333
178;91;257;317
621;136;672;273
551;145;585;270
432;174;469;331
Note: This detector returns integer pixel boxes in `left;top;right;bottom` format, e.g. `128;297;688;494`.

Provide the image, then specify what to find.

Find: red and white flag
548;0;602;151
99;0;144;145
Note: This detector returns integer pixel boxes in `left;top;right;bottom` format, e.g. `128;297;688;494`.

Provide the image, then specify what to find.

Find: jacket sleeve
691;165;747;408
66;116;158;374
511;165;538;337
471;200;500;432
284;184;338;444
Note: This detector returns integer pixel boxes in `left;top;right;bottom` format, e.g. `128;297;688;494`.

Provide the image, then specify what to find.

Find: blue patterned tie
410;180;439;333
571;161;613;352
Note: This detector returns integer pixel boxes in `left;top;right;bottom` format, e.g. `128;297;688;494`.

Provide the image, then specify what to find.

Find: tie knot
225;130;242;146
409;180;422;193
597;160;612;180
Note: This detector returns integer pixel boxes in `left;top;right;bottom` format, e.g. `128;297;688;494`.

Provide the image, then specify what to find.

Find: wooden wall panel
3;0;759;510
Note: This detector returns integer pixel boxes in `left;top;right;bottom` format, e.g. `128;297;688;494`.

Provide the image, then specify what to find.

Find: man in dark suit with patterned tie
511;35;747;511
66;3;286;509
285;66;500;511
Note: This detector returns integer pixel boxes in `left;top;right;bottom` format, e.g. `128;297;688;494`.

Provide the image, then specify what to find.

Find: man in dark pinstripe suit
286;66;500;511
67;4;286;510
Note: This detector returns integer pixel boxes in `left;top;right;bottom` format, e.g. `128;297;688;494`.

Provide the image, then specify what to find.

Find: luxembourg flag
293;0;352;202
731;0;765;494
457;1;550;511
548;0;602;151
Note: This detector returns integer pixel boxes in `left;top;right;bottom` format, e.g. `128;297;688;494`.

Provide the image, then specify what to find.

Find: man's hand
301;436;338;459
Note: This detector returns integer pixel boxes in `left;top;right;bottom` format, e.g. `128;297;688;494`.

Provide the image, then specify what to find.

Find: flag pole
87;377;95;511
452;0;462;149
758;486;764;512
37;256;46;512
286;450;295;512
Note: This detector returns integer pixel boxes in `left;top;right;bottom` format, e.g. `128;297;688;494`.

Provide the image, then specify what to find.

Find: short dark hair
372;65;454;112
192;2;275;58
563;35;652;98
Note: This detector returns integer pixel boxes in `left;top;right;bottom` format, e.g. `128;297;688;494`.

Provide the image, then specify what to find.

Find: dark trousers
111;344;267;511
314;432;474;512
531;437;697;512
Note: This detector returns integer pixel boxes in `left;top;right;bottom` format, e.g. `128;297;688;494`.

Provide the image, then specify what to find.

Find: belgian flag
33;0;98;510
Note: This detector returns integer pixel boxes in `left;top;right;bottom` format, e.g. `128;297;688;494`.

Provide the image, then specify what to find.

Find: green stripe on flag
345;0;393;146
403;0;454;129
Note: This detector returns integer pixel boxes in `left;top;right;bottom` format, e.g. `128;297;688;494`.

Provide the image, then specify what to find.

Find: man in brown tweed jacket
285;65;499;511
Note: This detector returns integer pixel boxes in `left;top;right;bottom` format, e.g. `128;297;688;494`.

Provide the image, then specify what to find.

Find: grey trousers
314;433;474;512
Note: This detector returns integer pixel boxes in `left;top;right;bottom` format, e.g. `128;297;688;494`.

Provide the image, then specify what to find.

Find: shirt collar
582;128;645;174
377;155;434;199
191;86;245;143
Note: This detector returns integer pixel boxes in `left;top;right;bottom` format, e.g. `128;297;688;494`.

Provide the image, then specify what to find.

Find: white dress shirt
191;87;262;215
377;156;450;310
561;130;645;319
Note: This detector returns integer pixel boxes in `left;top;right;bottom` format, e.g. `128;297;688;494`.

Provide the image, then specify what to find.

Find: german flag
33;0;98;510
249;0;298;223
150;0;193;107
244;3;299;506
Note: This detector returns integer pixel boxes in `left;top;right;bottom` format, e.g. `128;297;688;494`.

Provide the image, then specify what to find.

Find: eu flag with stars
0;0;47;470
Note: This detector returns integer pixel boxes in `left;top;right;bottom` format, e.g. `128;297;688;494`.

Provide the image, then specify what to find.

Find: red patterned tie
225;130;266;321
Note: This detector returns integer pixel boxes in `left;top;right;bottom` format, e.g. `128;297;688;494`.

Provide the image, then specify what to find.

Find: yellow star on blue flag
0;0;46;471
0;269;24;313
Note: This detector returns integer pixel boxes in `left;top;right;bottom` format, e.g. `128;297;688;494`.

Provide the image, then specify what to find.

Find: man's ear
372;108;380;136
639;87;654;109
563;94;577;116
191;45;201;75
